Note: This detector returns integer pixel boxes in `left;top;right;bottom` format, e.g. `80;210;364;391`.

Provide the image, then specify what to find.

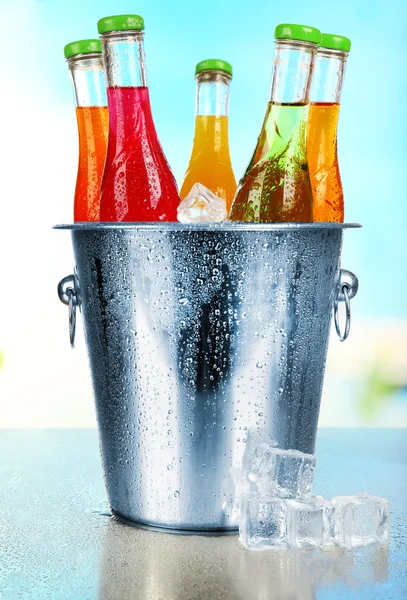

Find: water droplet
256;362;263;369
179;298;189;306
167;464;173;471
174;490;180;498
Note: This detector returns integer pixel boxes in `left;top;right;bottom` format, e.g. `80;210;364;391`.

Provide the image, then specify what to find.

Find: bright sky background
0;0;405;427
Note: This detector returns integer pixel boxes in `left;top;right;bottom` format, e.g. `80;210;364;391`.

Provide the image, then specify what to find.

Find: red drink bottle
98;15;179;222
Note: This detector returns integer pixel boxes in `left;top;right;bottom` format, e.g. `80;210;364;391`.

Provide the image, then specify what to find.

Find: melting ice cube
287;496;332;548
239;494;288;550
177;182;227;223
242;433;316;501
332;493;389;549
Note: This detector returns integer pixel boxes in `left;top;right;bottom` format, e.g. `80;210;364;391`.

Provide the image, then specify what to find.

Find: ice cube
242;429;278;485
222;470;250;522
177;182;227;223
239;494;288;550
332;493;389;549
287;496;332;548
243;439;316;501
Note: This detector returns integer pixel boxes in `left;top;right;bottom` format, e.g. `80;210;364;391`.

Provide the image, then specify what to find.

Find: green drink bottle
229;24;321;222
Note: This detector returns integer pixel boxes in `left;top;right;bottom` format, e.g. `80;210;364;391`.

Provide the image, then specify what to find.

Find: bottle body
180;68;236;211
307;102;343;221
229;101;311;221
307;43;349;222
229;37;316;222
67;50;108;221
99;28;179;222
75;105;108;221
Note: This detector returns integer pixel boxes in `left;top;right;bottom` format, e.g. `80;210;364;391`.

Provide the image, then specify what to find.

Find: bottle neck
310;48;348;103
270;39;316;105
67;54;107;107
101;30;147;88
196;71;231;116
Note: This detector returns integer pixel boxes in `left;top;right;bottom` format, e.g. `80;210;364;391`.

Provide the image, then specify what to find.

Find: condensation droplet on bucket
256;362;263;368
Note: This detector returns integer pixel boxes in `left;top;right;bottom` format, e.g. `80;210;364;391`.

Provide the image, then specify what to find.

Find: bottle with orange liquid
64;40;108;221
307;34;351;222
98;15;179;222
229;24;320;222
180;59;236;211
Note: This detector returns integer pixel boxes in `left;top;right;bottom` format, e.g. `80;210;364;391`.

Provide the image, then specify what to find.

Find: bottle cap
97;15;145;34
64;39;102;59
274;24;321;45
195;59;233;77
320;33;351;52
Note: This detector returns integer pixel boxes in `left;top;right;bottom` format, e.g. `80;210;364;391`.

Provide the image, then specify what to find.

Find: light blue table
0;429;406;599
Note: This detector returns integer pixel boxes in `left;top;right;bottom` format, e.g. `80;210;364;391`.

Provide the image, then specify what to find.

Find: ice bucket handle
57;274;80;349
334;269;359;342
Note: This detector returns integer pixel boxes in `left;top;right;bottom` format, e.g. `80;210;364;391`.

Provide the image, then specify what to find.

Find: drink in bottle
180;59;236;212
98;15;179;222
64;40;108;221
229;24;320;222
307;34;351;222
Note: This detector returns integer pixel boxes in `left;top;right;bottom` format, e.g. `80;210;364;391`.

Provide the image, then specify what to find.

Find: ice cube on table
239;494;288;550
243;439;316;501
287;496;332;548
177;182;227;223
332;493;389;549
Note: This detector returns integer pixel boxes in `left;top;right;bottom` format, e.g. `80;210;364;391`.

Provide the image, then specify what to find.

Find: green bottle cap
64;39;102;59
320;33;351;52
274;23;321;45
195;59;233;77
97;14;145;34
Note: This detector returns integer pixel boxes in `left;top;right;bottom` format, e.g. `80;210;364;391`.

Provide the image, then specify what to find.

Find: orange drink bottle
64;40;108;221
307;34;351;222
180;59;236;211
229;24;320;222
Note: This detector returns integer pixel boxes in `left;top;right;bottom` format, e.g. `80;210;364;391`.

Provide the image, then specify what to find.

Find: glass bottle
229;24;320;222
180;59;237;212
307;34;351;222
65;39;108;221
98;14;179;222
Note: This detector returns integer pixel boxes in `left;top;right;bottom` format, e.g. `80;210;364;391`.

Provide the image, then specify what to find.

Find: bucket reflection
98;518;388;600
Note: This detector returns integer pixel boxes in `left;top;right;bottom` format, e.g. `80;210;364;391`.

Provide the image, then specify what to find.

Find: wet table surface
0;428;406;600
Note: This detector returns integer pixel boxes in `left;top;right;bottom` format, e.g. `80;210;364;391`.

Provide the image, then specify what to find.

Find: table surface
0;429;406;600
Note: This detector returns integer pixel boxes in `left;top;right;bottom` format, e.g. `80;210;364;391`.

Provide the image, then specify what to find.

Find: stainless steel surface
57;273;80;348
68;288;77;348
0;428;405;600
57;273;77;306
334;268;359;342
57;223;359;530
334;286;351;342
54;222;361;231
336;268;359;302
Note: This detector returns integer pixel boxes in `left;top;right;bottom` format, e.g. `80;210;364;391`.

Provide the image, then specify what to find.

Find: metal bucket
56;222;359;532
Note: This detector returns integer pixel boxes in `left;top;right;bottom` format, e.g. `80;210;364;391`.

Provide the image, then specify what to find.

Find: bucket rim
54;222;361;231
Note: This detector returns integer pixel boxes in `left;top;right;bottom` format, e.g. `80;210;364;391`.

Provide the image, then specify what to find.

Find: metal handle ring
67;288;77;349
334;285;351;342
